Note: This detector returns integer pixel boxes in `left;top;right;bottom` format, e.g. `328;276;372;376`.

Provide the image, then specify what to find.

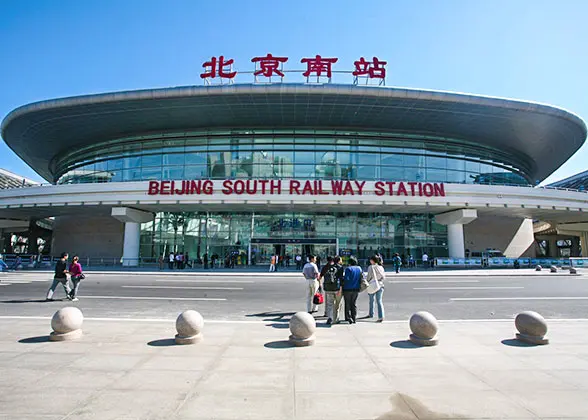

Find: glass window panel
142;154;162;167
185;152;207;165
446;170;466;183
295;151;316;165
405;166;425;182
294;164;316;178
426;156;447;169
122;156;141;169
162;166;185;179
380;166;404;180
426;168;447;182
465;160;480;173
357;165;376;180
184;165;207;179
163;153;185;166
141;167;161;180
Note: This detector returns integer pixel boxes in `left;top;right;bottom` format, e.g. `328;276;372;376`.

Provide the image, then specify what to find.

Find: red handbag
313;292;324;305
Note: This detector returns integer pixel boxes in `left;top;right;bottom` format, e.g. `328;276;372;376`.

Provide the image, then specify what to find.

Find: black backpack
323;264;341;292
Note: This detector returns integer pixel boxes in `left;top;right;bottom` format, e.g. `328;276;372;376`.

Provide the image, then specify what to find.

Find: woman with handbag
68;255;85;301
366;255;386;322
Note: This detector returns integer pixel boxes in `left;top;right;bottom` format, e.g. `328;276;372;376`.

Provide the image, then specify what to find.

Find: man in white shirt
422;253;429;268
302;255;320;313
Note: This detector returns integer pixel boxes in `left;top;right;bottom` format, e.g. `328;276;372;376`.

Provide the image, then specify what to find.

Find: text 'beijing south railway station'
1;53;588;267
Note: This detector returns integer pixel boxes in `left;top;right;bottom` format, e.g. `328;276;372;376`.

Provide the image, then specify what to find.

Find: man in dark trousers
46;252;72;301
340;256;362;324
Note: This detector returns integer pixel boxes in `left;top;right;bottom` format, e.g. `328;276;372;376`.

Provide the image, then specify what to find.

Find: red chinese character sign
200;56;237;84
251;53;288;81
352;56;387;85
301;55;338;82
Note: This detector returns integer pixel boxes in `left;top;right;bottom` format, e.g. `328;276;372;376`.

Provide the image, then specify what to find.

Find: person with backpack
302;255;320;313
46;252;72;301
392;253;402;273
341;256;362;324
366;254;386;322
322;256;344;325
318;256;334;317
68;255;85;301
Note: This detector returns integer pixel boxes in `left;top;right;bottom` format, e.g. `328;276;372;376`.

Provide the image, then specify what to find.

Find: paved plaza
1;317;588;419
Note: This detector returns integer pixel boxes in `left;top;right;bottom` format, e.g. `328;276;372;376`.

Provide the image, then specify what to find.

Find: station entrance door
249;238;338;267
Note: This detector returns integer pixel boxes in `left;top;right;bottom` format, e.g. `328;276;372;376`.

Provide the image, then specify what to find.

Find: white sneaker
71;297;79;302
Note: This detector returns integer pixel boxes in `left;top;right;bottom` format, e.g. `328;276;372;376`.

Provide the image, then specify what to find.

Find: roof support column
111;208;154;267
435;209;478;259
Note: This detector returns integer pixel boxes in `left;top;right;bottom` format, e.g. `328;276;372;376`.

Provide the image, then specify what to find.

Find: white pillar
447;223;465;259
435;209;478;259
111;207;154;267
122;222;140;267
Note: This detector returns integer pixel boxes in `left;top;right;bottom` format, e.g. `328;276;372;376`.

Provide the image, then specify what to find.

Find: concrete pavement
1;317;587;419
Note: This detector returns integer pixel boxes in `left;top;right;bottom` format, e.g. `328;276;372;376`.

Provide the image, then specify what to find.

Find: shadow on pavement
264;340;295;349
19;336;50;344
1;299;62;304
147;338;177;347
501;338;539;347
390;340;421;349
267;323;290;329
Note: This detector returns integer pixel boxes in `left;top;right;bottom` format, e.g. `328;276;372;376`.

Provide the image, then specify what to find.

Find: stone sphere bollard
409;311;439;346
289;311;316;347
50;307;83;341
535;265;542;271
175;310;204;345
570;267;578;274
550;265;557;273
515;311;549;345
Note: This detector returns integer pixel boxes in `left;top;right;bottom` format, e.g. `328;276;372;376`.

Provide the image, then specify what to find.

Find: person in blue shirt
340;256;363;324
0;258;8;272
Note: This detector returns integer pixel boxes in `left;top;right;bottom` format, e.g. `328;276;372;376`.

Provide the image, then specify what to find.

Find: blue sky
1;0;587;184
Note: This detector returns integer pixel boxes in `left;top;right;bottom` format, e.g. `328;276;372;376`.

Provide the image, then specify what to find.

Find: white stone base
516;333;549;345
288;334;315;347
409;333;439;346
175;333;202;345
49;329;82;342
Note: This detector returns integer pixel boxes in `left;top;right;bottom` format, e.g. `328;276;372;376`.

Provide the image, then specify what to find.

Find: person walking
203;253;209;269
269;255;276;272
68;255;84;301
322;256;344;325
302;255;320;313
341;256;362;324
168;252;175;270
422;252;429;268
158;254;164;270
366;255;386;322
392;253;402;273
408;254;415;268
46;252;72;301
295;254;302;270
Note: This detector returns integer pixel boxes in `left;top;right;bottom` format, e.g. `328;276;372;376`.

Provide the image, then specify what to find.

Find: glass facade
54;129;531;186
140;211;448;264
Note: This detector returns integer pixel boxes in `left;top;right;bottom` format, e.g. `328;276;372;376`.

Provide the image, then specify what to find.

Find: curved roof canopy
2;84;586;182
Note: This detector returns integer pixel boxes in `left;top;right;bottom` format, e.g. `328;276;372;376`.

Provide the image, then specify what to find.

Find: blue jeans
368;288;385;319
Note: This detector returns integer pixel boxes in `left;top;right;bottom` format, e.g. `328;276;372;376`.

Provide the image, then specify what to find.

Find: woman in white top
366;254;386;322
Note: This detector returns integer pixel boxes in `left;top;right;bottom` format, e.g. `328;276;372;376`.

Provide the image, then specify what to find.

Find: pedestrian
274;254;279;272
269;255;276;272
322;256;344;325
68;255;85;301
392;252;402;273
203;253;209;269
366;254;386;322
408;254;415;268
46;252;72;301
295;254;302;270
168;252;175;270
158;254;164;270
341;256;362;324
318;256;334;317
302;255;320;313
376;252;384;266
0;257;9;272
422;252;429;268
185;253;192;268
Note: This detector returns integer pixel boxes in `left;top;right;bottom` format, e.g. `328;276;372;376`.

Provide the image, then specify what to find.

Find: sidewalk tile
295;370;391;393
176;391;293;419
137;355;216;371
111;369;204;391
509;390;588;417
295;392;417;420
69;354;147;371
0;389;96;416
